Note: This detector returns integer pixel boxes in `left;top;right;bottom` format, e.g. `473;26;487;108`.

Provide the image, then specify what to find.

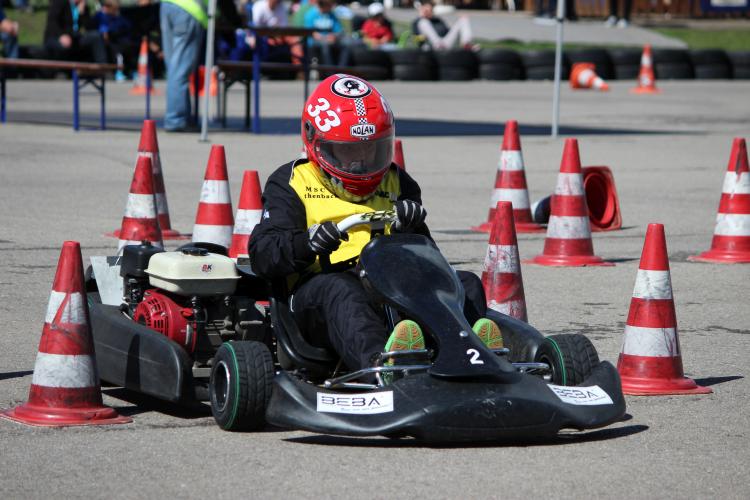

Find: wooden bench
216;60;377;132
0;58;116;131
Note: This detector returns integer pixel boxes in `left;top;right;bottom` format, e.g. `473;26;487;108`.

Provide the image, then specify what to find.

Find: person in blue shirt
303;0;350;66
0;5;20;59
91;0;136;73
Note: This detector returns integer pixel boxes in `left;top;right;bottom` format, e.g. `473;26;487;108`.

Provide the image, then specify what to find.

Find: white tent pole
551;0;566;138
200;0;218;142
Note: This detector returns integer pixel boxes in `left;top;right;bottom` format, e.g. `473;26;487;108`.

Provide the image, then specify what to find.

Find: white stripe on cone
554;173;585;196
484;244;520;274
632;270;673;300
491;188;530;209
499;150;523;171
193;224;233;248
124;193;157;219
546;216;591;239
119;239;163;251
233;209;263;235
621;326;679;357
577;68;595;86
31;353;98;388
714;213;750;236
45;291;86;325
488;299;526;317
722;172;750;194
200;180;231;204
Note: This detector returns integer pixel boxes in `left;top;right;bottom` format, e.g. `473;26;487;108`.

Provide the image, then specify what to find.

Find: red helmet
302;74;395;201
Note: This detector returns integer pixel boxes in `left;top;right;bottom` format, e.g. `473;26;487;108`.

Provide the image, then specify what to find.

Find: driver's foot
472;319;504;349
382;320;424;384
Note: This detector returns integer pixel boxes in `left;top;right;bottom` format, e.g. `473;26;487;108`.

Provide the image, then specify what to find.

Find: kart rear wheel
210;341;274;431
534;334;599;386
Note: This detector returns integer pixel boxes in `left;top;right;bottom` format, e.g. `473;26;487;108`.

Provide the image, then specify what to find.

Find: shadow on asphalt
284;423;648;448
5;113;699;137
101;387;210;419
692;375;743;387
0;370;33;381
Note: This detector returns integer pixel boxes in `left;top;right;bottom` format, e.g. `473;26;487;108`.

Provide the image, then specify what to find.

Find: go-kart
86;210;625;443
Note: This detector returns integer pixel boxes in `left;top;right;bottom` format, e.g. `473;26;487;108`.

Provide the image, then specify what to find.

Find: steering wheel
335;210;397;233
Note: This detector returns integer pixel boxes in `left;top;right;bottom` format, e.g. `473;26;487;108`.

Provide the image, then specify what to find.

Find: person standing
0;5;19;59
160;0;207;132
44;0;108;62
604;0;632;28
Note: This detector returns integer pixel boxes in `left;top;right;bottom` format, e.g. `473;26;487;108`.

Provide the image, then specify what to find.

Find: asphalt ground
1;79;749;499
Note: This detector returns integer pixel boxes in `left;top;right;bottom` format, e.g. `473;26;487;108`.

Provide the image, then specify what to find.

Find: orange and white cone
129;37;158;96
394;138;406;170
117;155;163;252
193;145;234;249
689;137;750;263
481;201;527;322
617;224;712;395
527;138;612;267
190;66;218;97
1;242;132;426
107;120;185;239
229;170;263;259
631;44;660;95
570;63;609;91
472;120;545;234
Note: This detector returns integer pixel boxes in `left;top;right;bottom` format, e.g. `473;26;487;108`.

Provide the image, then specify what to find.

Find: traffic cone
472;120;545;234
617;224;712;395
688;138;750;263
193;145;234;249
117;155;163;252
130;37;159;96
107;120;186;240
529;166;623;232
1;242;132;426
527;139;613;267
394;139;406;170
631;44;660;95
229;170;263;259
570;63;609;91
481;201;527;322
190;66;218;97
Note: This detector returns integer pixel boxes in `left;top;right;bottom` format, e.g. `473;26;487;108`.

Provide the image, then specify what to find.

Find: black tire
728;52;750;79
351;49;391;67
478;48;522;65
438;66;475;81
566;48;614;80
534;334;599;386
731;66;750;79
521;49;557;67
210;341;274;431
524;65;571;81
693;64;732;80
479;63;523;80
654;62;694;80
352;65;391;80
389;49;426;65
653;48;691;64
689;49;730;66
613;64;640;80
393;64;435;81
434;49;477;68
607;48;642;67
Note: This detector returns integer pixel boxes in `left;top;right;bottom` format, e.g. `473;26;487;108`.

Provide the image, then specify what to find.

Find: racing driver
249;74;503;376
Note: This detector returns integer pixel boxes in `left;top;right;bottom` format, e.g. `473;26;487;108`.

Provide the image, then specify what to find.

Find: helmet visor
317;135;394;178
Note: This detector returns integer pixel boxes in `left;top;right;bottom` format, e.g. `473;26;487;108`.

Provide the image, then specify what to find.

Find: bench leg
1;74;6;124
73;70;80;132
244;79;250;131
100;76;106;130
252;43;261;134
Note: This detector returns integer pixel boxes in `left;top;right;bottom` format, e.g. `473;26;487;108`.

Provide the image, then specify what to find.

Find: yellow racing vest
290;162;400;275
162;0;208;29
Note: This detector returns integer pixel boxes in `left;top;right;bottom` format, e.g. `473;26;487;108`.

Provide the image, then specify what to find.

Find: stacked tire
434;50;478;81
566;49;614;80
729;51;750;79
350;49;392;80
653;49;694;80
477;49;523;80
389;49;436;81
690;49;732;80
521;50;570;81
607;48;642;80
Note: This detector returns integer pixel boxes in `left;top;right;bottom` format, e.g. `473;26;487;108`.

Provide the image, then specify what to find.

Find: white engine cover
145;251;240;296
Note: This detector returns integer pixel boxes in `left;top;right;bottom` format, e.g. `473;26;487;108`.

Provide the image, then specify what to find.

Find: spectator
91;0;137;73
534;0;577;23
304;0;351;66
411;0;473;51
251;0;304;64
0;5;20;59
44;0;108;63
605;0;632;28
361;2;395;50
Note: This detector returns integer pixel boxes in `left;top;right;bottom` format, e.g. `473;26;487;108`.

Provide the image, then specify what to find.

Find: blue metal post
72;70;80;131
252;35;261;134
1;74;6;123
100;77;106;130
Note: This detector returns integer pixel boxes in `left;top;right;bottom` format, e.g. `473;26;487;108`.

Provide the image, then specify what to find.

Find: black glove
393;200;427;232
308;221;348;255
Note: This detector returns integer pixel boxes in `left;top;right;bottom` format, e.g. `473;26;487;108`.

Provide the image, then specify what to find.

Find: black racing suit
249;160;487;371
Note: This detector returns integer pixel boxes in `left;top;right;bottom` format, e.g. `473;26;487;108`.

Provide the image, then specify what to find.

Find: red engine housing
133;290;197;353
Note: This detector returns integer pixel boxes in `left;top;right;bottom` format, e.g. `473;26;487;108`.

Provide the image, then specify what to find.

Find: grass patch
10;9;47;46
653;28;750;51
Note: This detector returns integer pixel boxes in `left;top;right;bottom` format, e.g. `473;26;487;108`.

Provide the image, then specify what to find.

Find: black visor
317;135;394;177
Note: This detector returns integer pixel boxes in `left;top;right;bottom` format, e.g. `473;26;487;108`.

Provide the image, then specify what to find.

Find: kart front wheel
534;334;599;386
210;341;274;431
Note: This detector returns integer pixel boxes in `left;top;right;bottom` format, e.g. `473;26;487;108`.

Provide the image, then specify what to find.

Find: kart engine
120;243;266;361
